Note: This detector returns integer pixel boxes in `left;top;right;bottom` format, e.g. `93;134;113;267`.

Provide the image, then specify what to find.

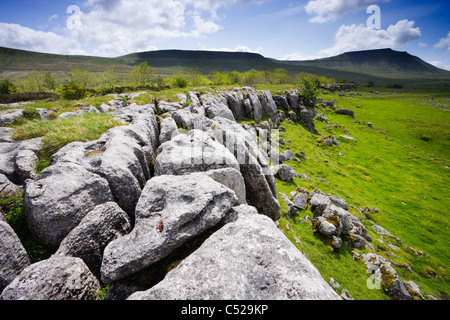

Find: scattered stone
275;164;298;182
340;135;357;142
336;109;355;118
341;289;353;300
329;277;340;289
363;253;412;300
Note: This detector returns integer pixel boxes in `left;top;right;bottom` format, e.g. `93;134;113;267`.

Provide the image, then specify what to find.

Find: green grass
275;87;450;300
12;112;122;172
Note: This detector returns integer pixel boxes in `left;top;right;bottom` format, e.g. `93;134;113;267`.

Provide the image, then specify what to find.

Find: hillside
287;48;449;78
0;46;449;86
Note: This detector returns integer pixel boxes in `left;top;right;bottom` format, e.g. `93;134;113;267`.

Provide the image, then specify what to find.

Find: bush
171;73;189;88
59;81;87;100
0;79;15;94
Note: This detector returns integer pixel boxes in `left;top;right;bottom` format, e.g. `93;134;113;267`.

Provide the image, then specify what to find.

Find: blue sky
0;0;449;70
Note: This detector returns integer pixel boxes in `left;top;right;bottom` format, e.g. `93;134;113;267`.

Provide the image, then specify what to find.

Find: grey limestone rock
1;256;101;300
55;202;132;278
100;173;238;284
274;164;298;182
0;109;24;125
155;130;240;176
206;117;281;221
159;116;179;145
128;205;341;300
0;221;30;292
24;162;114;245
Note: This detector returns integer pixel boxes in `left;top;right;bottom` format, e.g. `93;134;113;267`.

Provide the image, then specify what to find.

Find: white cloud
418;42;428;47
199;45;263;53
319;19;421;57
0;0;267;57
305;0;390;23
0;22;85;55
48;14;59;22
428;61;450;71
434;31;450;50
282;52;323;61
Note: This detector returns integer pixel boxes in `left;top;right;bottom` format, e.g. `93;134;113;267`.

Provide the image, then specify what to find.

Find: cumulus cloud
200;45;263;53
305;0;390;23
319;19;421;57
428;60;450;71
282;52;323;61
0;22;85;55
0;0;267;57
434;31;450;50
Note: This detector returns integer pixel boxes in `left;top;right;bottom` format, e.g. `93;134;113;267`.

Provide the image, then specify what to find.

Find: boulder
0;173;22;195
299;109;319;135
157;101;183;114
51;114;159;218
1;257;101;300
242;87;263;123
203;168;246;205
336;109;355;118
159;117;179;145
128;205;341;300
0;138;42;185
260;90;279;124
223;91;245;120
206;117;281;221
293;192;308;210
340;135;357;143
0;109;24;125
310;192;331;218
275;164;298;182
172;108;204;130
329;195;348;210
55;202;132;278
0;221;30;292
202;96;235;122
363;253;412;300
154;130;240;176
273;95;290;111
24;162;114;245
101;173;238;284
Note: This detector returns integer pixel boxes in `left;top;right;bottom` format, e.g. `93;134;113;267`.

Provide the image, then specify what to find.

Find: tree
59;81;87;100
297;73;319;108
68;68;95;89
189;66;203;87
0;79;15;94
129;62;154;88
170;72;189;88
98;70;117;92
43;72;57;92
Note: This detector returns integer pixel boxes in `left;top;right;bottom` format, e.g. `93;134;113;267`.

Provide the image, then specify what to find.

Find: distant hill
0;46;449;86
285;49;447;78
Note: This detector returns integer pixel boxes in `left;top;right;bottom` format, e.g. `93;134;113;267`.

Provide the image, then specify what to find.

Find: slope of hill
286;49;448;79
0;46;449;86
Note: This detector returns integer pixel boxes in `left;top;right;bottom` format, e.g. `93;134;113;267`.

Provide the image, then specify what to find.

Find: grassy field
272;86;449;300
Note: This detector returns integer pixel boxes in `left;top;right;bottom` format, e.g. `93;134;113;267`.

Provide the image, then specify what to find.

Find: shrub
0;79;15;94
171;73;189;88
59;81;87;100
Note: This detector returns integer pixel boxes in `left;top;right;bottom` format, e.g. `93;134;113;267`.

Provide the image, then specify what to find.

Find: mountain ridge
0;46;449;85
